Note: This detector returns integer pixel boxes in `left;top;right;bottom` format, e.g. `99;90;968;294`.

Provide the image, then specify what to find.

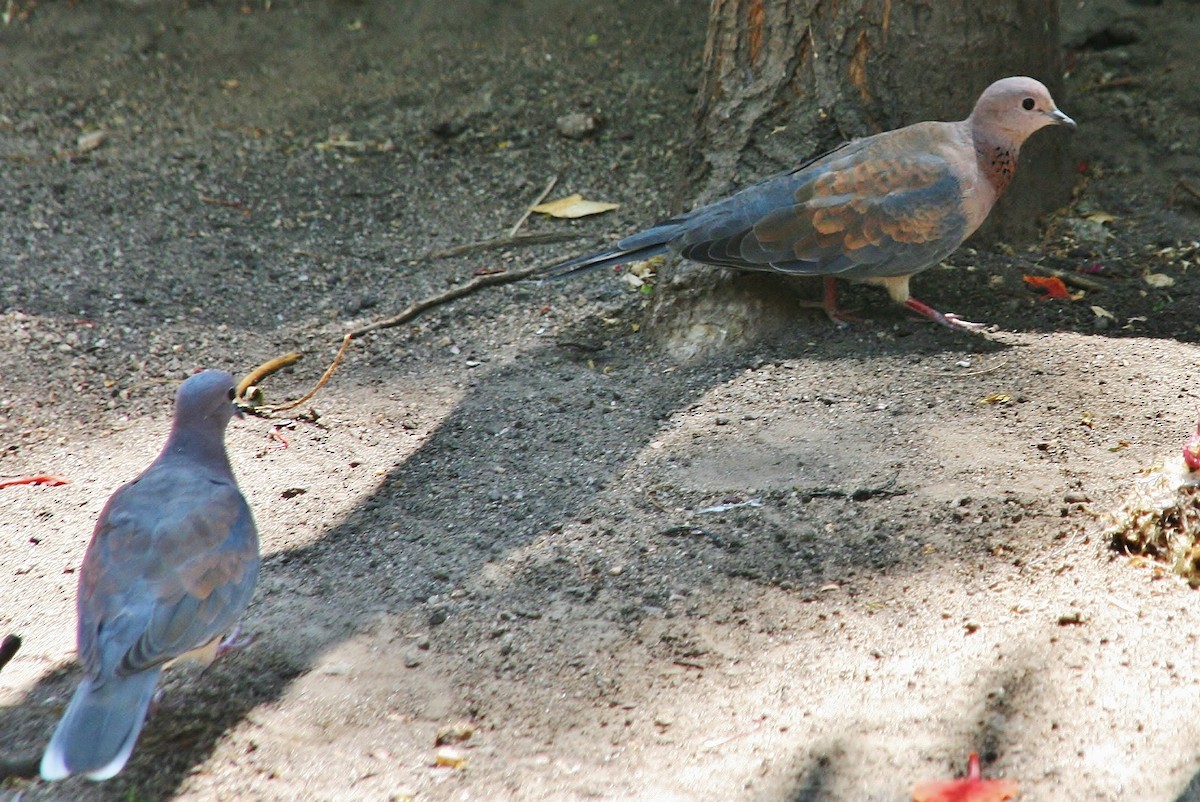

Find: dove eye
1022;97;1035;111
227;388;236;401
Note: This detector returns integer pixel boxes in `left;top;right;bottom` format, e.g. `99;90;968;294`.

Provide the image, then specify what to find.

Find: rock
1067;217;1113;246
556;112;601;140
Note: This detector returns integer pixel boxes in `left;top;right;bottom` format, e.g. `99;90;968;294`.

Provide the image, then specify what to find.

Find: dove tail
40;669;162;782
535;221;684;280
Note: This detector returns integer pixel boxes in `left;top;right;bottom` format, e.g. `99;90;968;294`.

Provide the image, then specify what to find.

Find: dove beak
1047;108;1076;129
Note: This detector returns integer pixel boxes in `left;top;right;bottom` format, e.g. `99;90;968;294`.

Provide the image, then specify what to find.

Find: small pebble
556;112;601;139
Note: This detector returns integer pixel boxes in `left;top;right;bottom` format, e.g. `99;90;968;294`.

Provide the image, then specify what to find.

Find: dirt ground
1;0;1199;800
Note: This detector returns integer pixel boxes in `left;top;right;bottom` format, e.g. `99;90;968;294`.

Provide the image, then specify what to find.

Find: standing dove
537;76;1075;329
40;370;259;782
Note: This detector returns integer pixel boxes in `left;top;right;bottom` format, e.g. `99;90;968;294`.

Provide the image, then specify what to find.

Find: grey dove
537;76;1076;329
40;370;259;782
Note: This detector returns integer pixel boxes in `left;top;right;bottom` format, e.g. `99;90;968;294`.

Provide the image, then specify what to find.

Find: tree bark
650;0;1069;359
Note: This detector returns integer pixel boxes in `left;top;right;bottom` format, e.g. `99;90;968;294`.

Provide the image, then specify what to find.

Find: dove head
969;76;1075;147
171;370;240;438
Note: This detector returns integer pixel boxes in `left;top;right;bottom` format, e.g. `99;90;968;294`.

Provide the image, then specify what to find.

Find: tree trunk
650;0;1069;359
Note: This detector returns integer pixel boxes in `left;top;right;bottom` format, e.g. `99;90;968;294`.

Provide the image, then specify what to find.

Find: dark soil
1;1;1199;800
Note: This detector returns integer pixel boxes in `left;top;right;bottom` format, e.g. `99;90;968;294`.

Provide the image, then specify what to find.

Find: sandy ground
1;0;1200;800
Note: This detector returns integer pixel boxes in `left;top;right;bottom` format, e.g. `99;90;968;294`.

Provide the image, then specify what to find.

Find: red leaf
0;475;69;489
911;753;1020;802
1185;415;1200;472
1022;275;1071;299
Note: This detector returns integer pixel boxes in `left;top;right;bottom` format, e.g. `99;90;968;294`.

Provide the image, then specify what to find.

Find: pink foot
904;298;987;331
214;623;256;660
198;624;257;677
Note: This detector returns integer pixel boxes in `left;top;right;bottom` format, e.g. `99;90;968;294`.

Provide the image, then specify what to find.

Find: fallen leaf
626;257;662;279
977;393;1011;405
76;129;106;152
434;746;468;769
315;134;368;152
1091;305;1114;319
1185;417;1200;472
1081;411;1094;428
911;752;1019;802
1084;211;1116;224
1108;440;1130;452
1144;273;1175;288
530;194;619;219
0;475;69;489
1022;275;1070;299
435;721;477;746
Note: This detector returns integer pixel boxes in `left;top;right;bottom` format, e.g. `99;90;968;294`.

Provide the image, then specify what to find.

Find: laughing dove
537;76;1075;329
40;370;259;782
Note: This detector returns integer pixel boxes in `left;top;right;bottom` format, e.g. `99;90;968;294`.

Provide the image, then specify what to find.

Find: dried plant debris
1107;457;1200;585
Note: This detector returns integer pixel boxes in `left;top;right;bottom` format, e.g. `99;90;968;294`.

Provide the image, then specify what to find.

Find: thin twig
257;176;575;413
261;258;555;413
235;351;303;401
673;658;706;670
1171;179;1200;207
199;194;251;214
422;230;579;261
346;260;550;339
508;174;558;237
915;359;1010;378
1079;76;1140;94
262;335;354;413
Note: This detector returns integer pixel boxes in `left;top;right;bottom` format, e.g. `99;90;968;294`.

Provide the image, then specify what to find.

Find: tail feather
536;221;683;280
41;669;162;781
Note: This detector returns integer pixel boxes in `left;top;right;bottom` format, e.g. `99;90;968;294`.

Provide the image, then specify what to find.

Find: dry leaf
627;257;662;279
1091;305;1114;320
530;194;619;219
434;746;468;769
1084;211;1116;224
977;393;1012;405
1144;273;1175;288
76;130;106;152
435;721;477;746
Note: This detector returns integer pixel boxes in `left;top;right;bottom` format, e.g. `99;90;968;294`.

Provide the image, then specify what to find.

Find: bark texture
651;0;1070;359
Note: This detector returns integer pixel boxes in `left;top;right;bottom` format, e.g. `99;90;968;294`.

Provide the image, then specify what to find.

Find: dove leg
797;277;862;325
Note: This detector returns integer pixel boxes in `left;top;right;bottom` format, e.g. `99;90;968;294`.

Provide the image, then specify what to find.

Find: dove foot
904;298;987;332
214;623;256;660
